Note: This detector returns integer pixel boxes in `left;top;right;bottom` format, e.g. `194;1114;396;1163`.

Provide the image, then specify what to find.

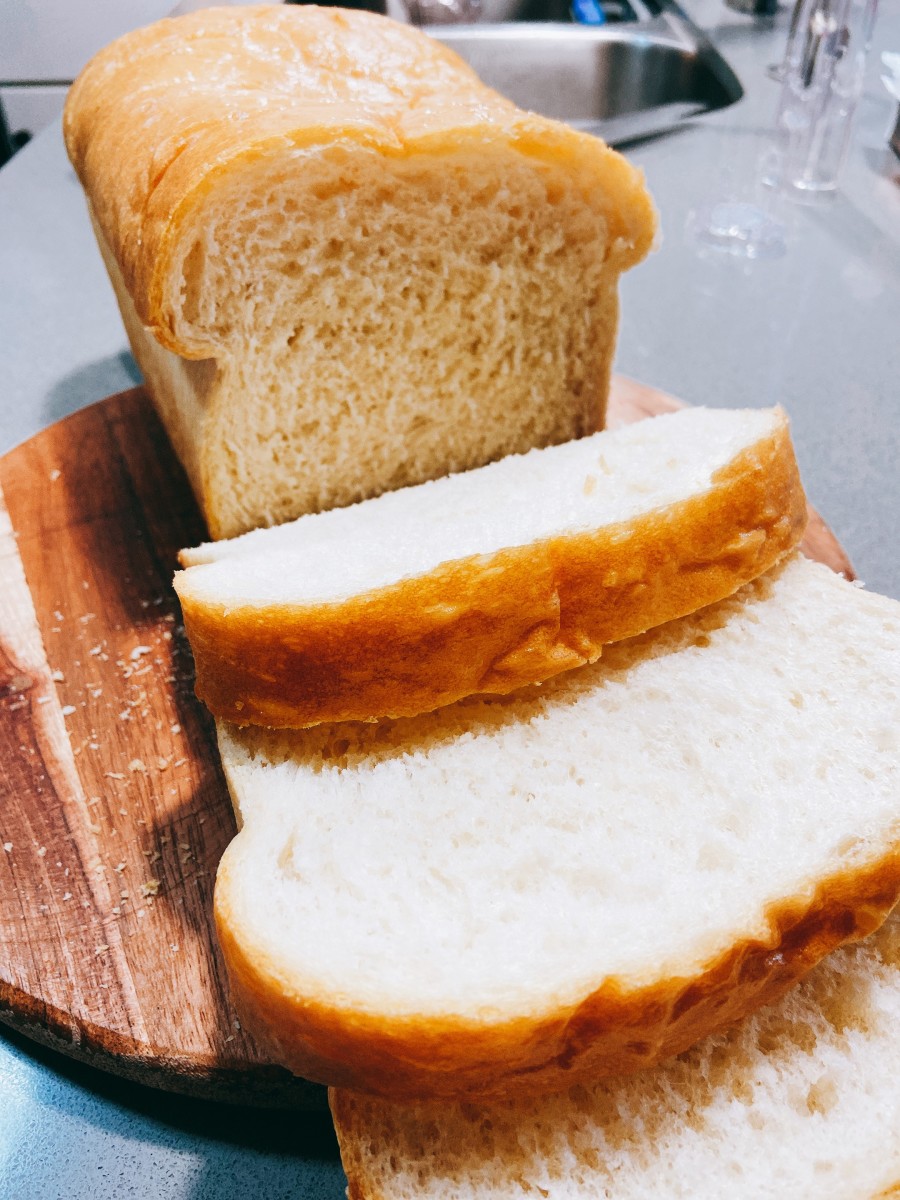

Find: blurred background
1;1;178;162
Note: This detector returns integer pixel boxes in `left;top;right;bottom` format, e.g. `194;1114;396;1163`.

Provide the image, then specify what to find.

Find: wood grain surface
0;380;853;1106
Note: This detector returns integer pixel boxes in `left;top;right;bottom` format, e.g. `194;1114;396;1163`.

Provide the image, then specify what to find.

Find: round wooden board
0;379;853;1107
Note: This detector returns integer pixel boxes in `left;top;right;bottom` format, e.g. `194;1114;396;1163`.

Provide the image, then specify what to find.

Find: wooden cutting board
0;379;853;1107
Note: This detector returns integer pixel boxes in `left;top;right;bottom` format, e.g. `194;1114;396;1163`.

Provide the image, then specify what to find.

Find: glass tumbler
764;0;878;195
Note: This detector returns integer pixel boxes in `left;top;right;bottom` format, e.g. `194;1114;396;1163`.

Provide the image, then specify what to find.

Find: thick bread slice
63;5;656;540
175;406;806;728
213;555;900;1099
330;909;900;1200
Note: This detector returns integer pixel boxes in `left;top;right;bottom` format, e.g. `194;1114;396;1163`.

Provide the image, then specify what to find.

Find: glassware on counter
762;0;878;196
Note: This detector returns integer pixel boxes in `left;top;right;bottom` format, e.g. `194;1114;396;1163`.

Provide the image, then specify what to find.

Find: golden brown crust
89;207;221;525
216;845;900;1101
62;5;656;358
176;416;807;728
329;1112;388;1200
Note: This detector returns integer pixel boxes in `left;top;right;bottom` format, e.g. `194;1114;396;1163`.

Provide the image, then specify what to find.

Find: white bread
330;907;900;1200
175;406;806;727
213;555;900;1100
62;5;656;540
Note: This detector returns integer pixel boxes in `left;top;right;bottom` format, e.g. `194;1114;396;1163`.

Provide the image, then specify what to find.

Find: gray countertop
1;4;898;1197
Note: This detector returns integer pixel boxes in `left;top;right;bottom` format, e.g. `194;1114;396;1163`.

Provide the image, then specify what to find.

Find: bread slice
213;555;900;1100
63;5;656;540
330;907;900;1200
175;406;806;728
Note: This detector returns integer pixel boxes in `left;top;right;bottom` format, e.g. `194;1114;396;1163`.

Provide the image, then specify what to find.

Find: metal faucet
725;0;778;14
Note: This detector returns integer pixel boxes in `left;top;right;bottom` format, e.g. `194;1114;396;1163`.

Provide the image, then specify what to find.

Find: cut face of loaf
331;909;900;1200
176;406;807;727
63;5;657;539
214;555;900;1100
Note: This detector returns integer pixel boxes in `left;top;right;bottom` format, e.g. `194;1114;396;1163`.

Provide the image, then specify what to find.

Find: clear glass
767;0;811;80
763;0;878;195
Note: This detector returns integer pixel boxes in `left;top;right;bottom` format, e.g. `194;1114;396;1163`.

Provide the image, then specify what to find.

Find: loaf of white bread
63;4;656;540
63;3;898;1183
214;555;900;1100
175;407;805;727
331;906;900;1199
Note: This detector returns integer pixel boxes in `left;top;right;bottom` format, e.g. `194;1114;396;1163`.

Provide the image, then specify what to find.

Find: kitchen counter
0;4;898;1197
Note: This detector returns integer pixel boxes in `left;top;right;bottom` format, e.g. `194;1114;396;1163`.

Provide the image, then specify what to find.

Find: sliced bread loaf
331;908;900;1200
176;406;805;727
63;5;656;539
213;555;900;1099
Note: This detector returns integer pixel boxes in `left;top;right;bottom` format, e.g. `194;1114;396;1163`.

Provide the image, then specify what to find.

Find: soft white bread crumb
179;407;787;597
175;407;806;726
63;6;656;539
331;908;900;1200
213;555;900;1098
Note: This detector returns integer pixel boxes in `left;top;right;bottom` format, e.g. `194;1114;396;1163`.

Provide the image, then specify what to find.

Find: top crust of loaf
62;5;656;359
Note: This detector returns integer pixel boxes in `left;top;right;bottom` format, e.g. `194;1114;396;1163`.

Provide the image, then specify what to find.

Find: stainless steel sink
430;3;743;145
